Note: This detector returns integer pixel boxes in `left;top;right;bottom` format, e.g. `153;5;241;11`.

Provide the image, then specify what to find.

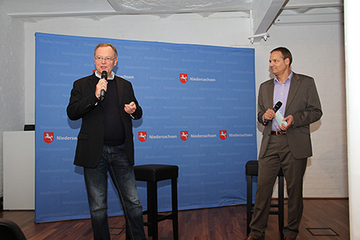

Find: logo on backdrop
138;132;147;142
219;130;227;140
180;131;189;141
180;73;188;83
44;132;54;143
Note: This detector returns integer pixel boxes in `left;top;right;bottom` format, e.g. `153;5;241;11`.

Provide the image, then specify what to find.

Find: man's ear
285;58;290;66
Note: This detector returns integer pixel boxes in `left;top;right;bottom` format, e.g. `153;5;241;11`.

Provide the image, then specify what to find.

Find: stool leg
278;176;284;240
247;175;253;235
148;181;158;240
171;178;179;240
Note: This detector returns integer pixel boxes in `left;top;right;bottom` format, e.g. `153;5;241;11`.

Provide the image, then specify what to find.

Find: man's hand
124;101;136;115
264;109;276;121
279;115;294;131
95;79;108;99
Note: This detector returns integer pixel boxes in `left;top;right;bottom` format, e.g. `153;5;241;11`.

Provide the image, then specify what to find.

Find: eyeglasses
95;56;115;62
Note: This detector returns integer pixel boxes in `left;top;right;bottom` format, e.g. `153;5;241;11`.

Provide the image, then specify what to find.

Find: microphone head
101;71;108;80
273;101;282;112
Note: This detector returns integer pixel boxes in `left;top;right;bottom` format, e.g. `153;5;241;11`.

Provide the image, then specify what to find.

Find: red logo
138;132;147;142
180;73;188;83
180;131;188;141
219;130;227;140
44;132;54;143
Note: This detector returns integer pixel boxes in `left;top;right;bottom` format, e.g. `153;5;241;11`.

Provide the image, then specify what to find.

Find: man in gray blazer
245;47;322;240
67;43;146;240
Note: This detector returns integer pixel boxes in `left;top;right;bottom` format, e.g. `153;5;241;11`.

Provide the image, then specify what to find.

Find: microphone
264;101;282;125
100;71;107;102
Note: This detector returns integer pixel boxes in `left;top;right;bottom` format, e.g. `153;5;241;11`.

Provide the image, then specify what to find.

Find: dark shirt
102;79;125;146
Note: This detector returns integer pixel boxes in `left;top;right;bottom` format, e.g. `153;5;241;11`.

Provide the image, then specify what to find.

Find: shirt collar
95;71;115;80
274;70;293;84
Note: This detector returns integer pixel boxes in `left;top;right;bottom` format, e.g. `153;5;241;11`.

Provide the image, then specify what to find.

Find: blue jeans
84;144;146;240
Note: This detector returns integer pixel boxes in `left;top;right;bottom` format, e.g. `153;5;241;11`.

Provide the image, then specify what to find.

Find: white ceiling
0;0;343;42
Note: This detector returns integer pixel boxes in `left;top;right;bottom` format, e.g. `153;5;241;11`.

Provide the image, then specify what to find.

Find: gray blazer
257;72;322;159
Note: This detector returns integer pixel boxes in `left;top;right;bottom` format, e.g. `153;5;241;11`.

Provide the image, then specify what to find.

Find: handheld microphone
264;101;282;125
100;71;107;102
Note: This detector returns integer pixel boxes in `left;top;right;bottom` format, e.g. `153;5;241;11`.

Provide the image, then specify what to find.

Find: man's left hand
124;101;136;114
279;115;294;131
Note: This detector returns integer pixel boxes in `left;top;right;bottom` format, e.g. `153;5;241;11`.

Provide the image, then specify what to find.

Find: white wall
345;0;360;238
17;12;347;198
0;6;25;198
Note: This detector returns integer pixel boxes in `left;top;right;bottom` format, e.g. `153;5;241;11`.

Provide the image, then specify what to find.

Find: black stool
246;160;284;240
128;164;179;240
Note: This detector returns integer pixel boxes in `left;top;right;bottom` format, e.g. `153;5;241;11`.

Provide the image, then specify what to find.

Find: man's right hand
264;109;276;121
95;79;108;98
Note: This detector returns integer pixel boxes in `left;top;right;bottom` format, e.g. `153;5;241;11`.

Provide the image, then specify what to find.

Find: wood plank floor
0;199;349;240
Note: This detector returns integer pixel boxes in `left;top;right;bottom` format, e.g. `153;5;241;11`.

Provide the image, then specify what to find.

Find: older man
67;43;146;240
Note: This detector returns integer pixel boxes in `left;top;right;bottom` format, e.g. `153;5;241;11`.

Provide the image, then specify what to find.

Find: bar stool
246;160;284;240
127;164;179;240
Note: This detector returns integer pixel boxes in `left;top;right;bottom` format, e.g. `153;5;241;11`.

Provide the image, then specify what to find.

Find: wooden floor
0;199;349;240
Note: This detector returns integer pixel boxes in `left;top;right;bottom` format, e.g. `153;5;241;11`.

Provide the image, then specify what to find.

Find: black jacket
67;74;142;168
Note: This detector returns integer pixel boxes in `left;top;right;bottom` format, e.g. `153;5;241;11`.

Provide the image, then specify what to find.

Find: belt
271;131;287;136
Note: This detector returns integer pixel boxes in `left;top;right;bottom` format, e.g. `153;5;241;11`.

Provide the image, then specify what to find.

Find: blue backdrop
35;32;257;223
